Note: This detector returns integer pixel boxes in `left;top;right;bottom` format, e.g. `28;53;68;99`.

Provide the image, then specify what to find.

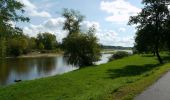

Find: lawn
0;55;170;100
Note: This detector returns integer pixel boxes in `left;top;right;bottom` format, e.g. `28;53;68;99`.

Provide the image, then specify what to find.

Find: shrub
109;51;130;61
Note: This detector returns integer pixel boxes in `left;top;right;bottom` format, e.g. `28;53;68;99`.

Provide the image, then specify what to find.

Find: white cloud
80;21;101;32
80;22;134;46
100;0;141;23
116;36;134;46
23;18;99;42
23;17;134;47
17;0;51;17
30;10;51;18
118;27;126;32
23;17;67;42
38;1;59;10
96;30;134;47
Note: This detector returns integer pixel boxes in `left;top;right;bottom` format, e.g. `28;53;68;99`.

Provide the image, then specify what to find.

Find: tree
129;0;170;64
0;38;6;57
62;8;84;35
62;9;101;67
0;0;29;57
134;25;156;54
28;37;37;50
36;33;57;50
164;16;170;51
7;36;29;56
62;31;101;66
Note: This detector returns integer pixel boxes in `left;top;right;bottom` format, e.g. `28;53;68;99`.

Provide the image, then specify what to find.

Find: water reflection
0;55;78;86
95;54;113;65
0;54;112;86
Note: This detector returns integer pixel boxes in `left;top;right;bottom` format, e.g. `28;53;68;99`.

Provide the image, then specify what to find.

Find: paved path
135;71;170;100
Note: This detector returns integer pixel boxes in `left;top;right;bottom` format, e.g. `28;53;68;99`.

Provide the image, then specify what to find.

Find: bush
109;51;130;61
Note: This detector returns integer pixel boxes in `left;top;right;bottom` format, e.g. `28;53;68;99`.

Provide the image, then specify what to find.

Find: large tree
0;0;29;36
62;9;101;67
62;8;84;35
36;33;57;50
129;0;170;64
7;36;29;56
0;0;29;57
164;15;170;51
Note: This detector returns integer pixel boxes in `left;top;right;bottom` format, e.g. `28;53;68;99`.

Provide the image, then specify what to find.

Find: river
0;54;112;86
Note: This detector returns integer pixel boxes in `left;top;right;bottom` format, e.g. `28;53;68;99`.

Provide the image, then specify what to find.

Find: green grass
0;55;170;100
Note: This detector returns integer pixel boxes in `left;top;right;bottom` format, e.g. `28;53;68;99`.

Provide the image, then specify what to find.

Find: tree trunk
155;49;163;64
153;51;156;56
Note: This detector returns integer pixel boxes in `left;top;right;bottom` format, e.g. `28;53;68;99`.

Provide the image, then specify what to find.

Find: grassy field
0;55;170;100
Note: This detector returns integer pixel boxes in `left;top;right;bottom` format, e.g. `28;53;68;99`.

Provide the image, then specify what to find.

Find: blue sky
17;0;143;47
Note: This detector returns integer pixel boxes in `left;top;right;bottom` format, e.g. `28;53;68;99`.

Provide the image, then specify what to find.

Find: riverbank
18;53;63;58
6;51;64;58
0;55;170;100
5;49;130;58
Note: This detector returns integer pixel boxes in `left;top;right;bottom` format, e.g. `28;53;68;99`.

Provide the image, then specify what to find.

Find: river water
0;54;112;86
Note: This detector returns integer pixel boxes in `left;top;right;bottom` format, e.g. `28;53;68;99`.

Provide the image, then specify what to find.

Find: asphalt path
135;71;170;100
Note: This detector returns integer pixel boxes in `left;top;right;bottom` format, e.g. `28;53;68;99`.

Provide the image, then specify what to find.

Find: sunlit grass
0;54;170;100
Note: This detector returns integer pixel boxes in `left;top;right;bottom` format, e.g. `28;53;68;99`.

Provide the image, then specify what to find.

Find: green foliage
62;8;84;35
128;0;170;64
164;17;170;51
109;51;130;61
62;9;101;67
0;0;29;57
0;0;29;37
0;38;6;57
36;33;57;50
134;25;155;53
7;36;29;56
28;37;37;50
63;32;101;66
38;43;44;50
0;32;60;57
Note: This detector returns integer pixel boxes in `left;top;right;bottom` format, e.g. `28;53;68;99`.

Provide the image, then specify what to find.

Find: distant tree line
101;45;132;50
1;32;58;57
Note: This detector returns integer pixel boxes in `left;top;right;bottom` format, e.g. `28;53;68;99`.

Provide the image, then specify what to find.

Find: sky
16;0;143;47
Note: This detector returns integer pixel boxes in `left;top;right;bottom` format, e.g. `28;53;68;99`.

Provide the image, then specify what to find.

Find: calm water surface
0;54;112;86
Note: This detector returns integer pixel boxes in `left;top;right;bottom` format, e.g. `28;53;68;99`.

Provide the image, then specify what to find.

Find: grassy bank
0;55;170;100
